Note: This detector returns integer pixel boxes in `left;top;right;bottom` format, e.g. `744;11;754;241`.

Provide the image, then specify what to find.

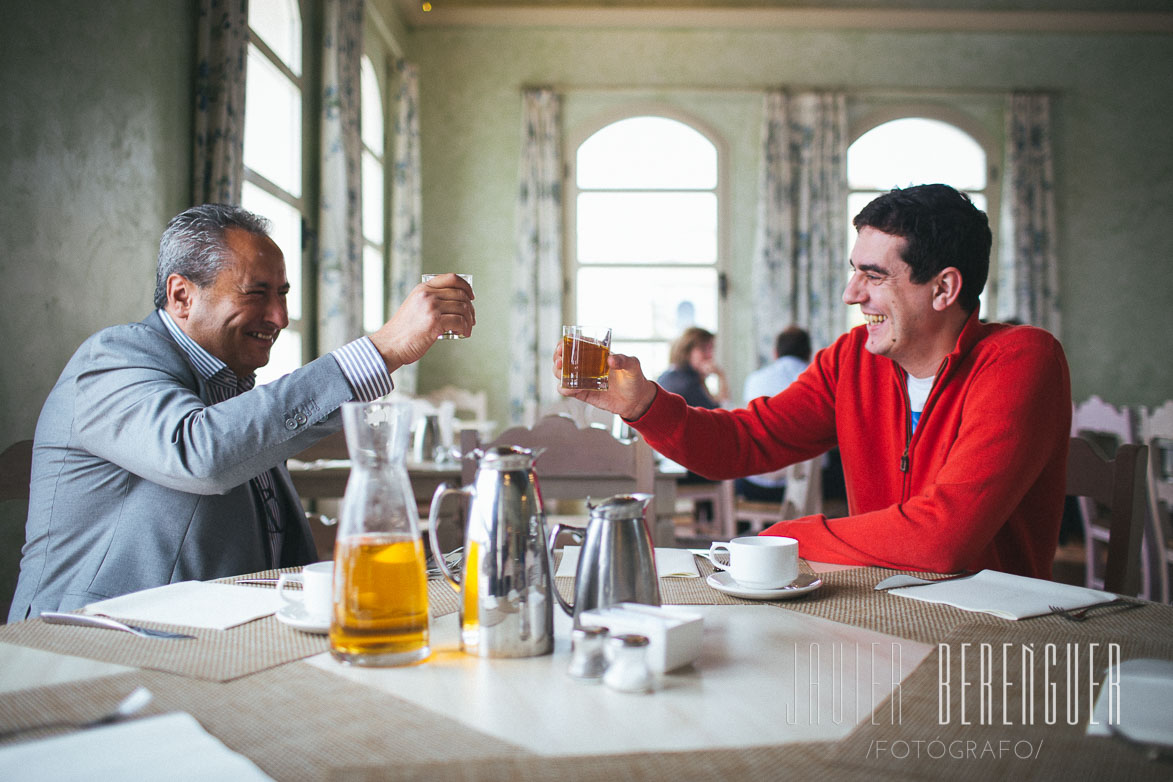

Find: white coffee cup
276;561;334;621
707;536;798;590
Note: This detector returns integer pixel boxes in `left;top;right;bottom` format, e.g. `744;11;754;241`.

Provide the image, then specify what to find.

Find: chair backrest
0;440;34;502
423;386;488;428
538;397;617;431
460;415;655;503
1138;401;1173;603
1071;395;1136;451
1065;436;1148;596
779;456;824;520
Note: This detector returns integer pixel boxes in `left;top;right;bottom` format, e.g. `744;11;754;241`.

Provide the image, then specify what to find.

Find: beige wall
1;2;1170;608
408;25;1173;428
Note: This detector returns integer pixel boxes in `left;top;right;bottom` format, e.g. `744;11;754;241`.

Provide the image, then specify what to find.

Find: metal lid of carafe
588;493;652;521
470;445;541;471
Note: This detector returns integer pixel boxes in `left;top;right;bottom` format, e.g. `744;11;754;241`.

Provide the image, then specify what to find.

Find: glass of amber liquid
331;401;430;666
561;325;612;390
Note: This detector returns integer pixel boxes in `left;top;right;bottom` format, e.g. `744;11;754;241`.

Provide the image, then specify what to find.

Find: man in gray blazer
8;205;475;621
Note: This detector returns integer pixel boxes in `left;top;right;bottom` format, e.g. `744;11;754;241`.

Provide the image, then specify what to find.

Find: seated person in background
554;184;1071;579
9;204;475;620
736;325;811;503
656;327;729;411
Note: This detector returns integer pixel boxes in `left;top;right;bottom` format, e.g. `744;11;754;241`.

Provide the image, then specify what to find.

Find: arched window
847;115;996;322
570;114;723;376
360;54;386;334
243;0;305;384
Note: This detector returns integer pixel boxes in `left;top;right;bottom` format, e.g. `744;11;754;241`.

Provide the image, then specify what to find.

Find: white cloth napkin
0;712;273;781
555;547;700;579
1087;658;1173;744
888;569;1117;620
82;581;281;630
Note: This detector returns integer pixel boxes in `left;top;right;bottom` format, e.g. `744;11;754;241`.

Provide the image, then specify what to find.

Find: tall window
846;116;994;323
571;115;722;377
243;0;306;384
359;54;386;333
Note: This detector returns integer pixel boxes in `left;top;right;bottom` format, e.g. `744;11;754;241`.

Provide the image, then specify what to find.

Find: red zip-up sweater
632;313;1071;579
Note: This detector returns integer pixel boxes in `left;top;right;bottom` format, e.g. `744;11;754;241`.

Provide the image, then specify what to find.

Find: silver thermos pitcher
549;493;662;627
428;446;554;658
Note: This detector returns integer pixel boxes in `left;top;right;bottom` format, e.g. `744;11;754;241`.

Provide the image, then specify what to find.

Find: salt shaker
567;626;609;681
602;633;653;693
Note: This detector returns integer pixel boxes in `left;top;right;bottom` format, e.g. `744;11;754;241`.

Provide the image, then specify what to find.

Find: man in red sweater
555;184;1070;579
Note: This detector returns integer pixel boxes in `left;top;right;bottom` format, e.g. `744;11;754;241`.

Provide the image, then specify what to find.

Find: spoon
0;687;154;740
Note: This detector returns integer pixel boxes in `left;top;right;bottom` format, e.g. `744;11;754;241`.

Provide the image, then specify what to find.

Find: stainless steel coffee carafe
428;446;554;658
549;493;661;627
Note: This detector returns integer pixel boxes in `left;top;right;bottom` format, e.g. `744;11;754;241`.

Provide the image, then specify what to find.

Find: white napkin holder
578;603;703;673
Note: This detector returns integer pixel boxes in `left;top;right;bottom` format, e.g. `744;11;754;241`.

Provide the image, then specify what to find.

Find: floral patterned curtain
388;59;422;394
509;88;564;425
999;92;1060;335
752;90;848;362
317;0;364;352
193;0;248;205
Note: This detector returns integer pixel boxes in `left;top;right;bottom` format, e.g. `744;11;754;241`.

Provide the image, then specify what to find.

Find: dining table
1;552;1170;781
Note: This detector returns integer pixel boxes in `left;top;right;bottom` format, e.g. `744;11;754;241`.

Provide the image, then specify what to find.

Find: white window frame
565;104;731;375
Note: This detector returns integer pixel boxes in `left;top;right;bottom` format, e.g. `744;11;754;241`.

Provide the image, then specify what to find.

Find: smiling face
843;226;961;378
169;228;289;377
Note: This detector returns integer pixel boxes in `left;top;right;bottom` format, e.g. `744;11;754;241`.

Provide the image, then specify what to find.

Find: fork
40;611;197;639
1048;598;1144;621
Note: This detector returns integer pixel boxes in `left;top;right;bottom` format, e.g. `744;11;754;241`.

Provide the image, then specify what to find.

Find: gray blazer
9;312;354;621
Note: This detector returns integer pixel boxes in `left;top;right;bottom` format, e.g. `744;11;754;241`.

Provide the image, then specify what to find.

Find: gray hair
153;204;273;308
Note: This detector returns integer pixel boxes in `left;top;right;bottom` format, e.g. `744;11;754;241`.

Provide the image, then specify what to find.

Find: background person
656;326;729;410
9;204;475;621
554;184;1071;579
736;325;812;502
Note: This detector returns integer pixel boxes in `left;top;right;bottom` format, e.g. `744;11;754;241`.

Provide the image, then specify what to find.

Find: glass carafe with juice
331;400;430;666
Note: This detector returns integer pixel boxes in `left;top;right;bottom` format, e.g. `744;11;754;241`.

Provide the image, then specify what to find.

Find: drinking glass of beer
561;325;612;390
421;273;472;339
331;401;431;667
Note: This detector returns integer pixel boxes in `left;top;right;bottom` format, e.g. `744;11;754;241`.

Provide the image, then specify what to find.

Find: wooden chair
735;455;824;534
459;415;665;542
1138;401;1173;603
1065;436;1148;596
423;385;493;438
674;479;737;541
1068;396;1154;597
0;440;34;502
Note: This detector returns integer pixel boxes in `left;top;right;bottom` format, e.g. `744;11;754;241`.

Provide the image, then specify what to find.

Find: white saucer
275;603;330;634
705;571;823;600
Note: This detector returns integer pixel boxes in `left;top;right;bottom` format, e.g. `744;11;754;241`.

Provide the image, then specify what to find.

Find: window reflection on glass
363;245;385;334
849;118;986;191
248;0;302;76
359;53;387;334
242;182;302;322
577;117;716;190
243;46;302;196
577;192;716;264
360;57;383;152
574;115;721;378
362;151;384;245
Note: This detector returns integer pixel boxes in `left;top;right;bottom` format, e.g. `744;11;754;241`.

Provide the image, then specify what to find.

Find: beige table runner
0;571;460;682
0;665;528;781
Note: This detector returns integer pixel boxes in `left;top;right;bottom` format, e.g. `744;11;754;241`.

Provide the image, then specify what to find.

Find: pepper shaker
602;633;653;693
567;626;609;681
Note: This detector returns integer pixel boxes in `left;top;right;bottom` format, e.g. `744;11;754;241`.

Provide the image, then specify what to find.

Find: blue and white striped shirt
158;310;393;564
